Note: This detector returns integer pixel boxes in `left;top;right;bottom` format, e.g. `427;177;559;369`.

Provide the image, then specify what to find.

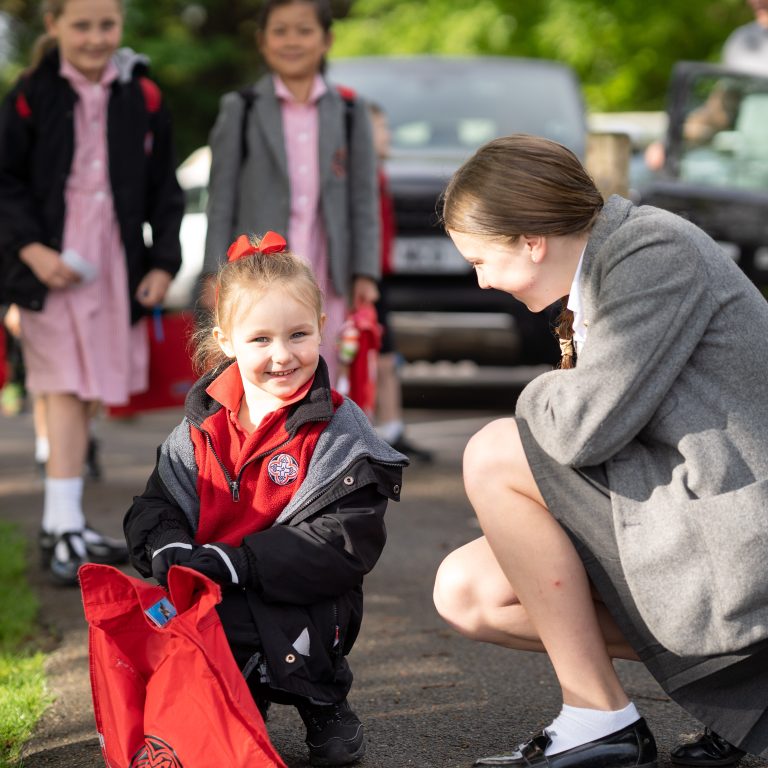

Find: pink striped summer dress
19;58;148;406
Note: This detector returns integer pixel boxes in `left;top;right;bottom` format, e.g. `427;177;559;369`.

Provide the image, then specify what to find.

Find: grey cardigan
516;196;768;657
202;74;380;296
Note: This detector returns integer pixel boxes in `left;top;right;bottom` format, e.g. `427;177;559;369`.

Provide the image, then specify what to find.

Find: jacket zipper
195;424;294;503
192;417;402;507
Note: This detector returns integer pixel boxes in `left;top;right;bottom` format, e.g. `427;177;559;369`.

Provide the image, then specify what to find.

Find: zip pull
230;480;240;502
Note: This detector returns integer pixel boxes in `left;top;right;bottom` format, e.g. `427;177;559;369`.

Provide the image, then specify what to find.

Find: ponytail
28;32;58;72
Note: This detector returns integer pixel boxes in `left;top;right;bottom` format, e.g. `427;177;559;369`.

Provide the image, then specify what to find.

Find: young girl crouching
124;232;408;767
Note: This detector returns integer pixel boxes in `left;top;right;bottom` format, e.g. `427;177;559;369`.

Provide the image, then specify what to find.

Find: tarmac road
1;403;766;768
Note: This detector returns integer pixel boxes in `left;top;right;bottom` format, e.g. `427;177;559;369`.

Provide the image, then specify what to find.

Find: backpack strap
14;73;163;120
335;84;356;148
238;86;257;162
237;83;355;162
15;90;32;119
139;77;162;114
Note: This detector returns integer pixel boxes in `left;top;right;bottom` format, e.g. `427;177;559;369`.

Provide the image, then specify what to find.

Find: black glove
147;525;196;586
185;542;251;586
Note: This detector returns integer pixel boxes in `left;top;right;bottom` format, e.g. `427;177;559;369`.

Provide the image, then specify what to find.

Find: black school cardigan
0;48;184;322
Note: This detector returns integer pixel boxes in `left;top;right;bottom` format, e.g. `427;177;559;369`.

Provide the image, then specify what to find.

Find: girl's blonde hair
29;0;125;71
441;134;604;369
193;234;324;374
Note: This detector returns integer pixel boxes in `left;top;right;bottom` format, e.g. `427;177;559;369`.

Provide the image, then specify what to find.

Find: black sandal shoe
40;524;128;568
81;525;128;565
48;532;87;587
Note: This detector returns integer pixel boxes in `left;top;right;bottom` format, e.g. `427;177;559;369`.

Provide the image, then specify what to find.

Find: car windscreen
328;57;586;159
672;70;768;192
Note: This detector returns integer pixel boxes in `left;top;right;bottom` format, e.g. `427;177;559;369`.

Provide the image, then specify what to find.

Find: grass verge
0;521;51;768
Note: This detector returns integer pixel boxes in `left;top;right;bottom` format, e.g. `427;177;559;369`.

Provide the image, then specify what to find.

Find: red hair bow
226;231;287;263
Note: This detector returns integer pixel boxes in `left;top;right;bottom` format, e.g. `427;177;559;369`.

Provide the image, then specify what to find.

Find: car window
678;72;768;190
328;57;586;158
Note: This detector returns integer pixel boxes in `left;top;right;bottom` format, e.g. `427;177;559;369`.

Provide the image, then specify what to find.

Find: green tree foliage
0;0;756;158
0;0;351;157
331;0;753;111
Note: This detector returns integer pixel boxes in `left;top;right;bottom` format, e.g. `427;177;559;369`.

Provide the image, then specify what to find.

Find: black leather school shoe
671;729;745;767
473;717;657;767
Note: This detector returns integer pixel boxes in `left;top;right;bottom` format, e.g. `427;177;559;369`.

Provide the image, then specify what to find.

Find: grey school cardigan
516;195;768;657
202;74;380;295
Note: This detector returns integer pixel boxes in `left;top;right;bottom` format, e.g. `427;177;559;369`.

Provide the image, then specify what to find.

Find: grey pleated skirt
516;417;768;758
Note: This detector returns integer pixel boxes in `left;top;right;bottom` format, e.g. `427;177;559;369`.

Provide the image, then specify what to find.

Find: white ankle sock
42;477;86;535
35;436;50;464
375;420;404;444
544;702;641;756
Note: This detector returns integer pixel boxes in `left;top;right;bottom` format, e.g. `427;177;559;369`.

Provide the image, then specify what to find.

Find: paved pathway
1;407;766;767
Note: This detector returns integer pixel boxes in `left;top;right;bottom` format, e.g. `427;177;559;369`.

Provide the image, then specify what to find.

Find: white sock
375;420;403;444
35;436;50;464
544;702;641;756
42;477;86;535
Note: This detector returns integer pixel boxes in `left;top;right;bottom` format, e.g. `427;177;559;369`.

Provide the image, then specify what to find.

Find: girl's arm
143;92;185;280
516;221;714;468
242;481;388;603
202;93;244;276
186;479;389;602
347;97;381;286
124;465;196;580
0;84;46;257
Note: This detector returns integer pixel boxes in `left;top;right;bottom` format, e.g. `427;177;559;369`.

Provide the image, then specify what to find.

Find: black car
327;55;589;367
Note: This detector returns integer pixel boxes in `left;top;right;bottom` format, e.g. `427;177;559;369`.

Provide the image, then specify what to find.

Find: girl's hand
135;269;173;308
3;304;21;338
20;243;81;290
352;276;379;308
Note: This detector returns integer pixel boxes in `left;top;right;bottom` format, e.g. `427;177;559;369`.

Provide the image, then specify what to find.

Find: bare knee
433;550;488;639
463;417;539;505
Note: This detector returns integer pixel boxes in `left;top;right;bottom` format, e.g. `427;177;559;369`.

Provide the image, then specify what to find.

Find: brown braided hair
441;134;603;369
556;299;576;369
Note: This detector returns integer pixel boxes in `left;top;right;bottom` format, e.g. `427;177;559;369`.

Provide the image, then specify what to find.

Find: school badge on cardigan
267;453;300;486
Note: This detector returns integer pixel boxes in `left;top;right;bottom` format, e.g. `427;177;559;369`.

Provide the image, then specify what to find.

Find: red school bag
79;563;286;768
107;311;197;418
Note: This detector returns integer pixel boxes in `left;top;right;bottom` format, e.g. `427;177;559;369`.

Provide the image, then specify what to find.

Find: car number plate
393;236;469;274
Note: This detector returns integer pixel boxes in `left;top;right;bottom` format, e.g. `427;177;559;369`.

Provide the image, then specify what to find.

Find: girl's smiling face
259;2;331;85
448;229;574;313
46;0;123;83
214;286;325;404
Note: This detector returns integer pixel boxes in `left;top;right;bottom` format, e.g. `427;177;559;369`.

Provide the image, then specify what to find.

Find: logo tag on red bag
129;735;183;767
145;598;177;628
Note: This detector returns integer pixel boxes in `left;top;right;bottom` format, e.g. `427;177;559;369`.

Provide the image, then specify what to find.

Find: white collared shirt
566;247;588;352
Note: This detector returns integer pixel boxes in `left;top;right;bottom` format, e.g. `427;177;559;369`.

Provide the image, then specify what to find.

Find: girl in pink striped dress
0;0;184;584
